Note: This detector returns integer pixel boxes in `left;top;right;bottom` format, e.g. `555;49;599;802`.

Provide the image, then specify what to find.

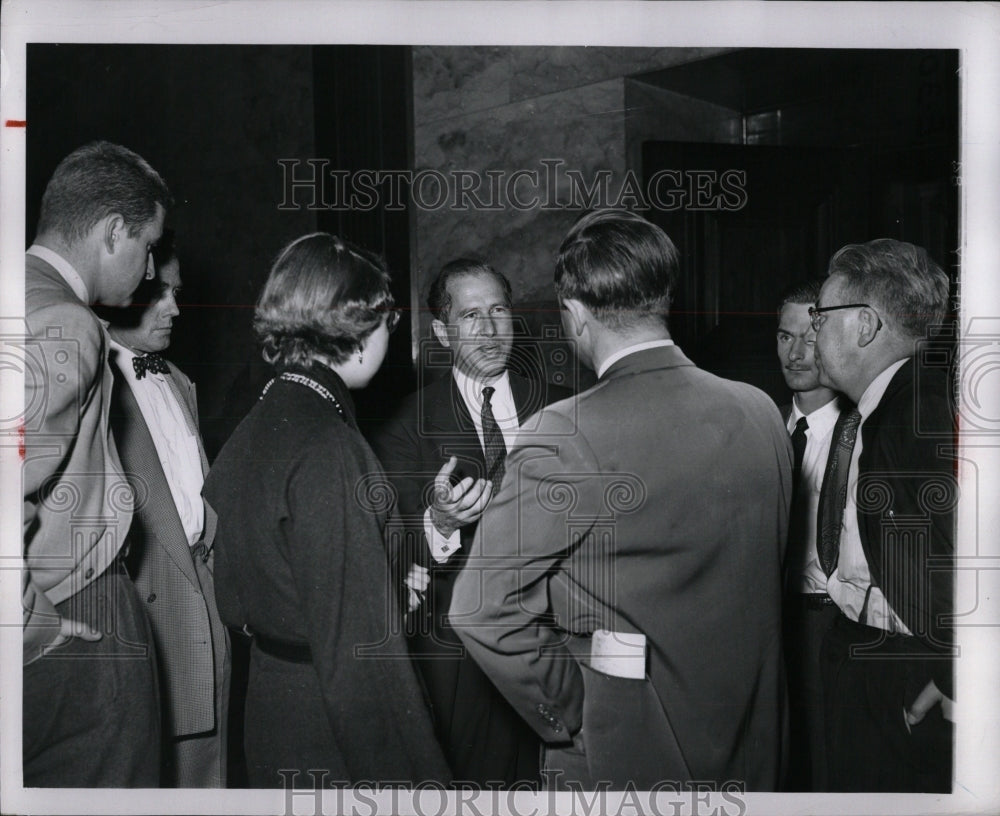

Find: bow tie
132;353;170;380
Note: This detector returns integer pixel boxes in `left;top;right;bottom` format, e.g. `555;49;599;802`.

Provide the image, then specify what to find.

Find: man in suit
373;259;568;786
23;141;171;786
105;234;230;787
775;279;841;791
450;210;792;790
811;238;955;792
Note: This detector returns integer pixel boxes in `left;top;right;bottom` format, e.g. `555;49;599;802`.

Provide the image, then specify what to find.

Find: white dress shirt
786;396;840;594
827;358;912;633
110;340;206;547
424;368;521;562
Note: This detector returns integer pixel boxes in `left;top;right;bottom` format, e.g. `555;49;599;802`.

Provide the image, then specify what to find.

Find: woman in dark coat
204;233;450;787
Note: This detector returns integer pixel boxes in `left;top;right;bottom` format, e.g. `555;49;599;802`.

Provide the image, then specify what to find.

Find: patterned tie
481;386;507;494
816;408;862;577
787;416;810;551
132;352;170;380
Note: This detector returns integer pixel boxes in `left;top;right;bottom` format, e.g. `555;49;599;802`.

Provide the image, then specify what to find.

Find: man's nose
789;337;805;360
478;314;497;337
164;295;180;318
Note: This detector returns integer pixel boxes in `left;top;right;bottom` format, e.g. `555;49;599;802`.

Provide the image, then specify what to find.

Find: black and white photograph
2;2;998;815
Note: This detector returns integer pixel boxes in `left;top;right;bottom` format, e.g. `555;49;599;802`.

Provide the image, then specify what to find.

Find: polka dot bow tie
132;353;169;380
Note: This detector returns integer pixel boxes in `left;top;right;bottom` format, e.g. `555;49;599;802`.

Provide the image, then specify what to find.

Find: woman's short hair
555;209;679;331
254;232;393;369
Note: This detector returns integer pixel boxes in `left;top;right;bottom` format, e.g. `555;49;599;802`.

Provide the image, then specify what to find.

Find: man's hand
428;456;494;538
904;679;955;729
42;616;102;656
404;563;430;613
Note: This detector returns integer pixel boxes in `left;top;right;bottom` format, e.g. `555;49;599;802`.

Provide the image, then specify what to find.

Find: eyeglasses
385;309;401;334
808;303;883;333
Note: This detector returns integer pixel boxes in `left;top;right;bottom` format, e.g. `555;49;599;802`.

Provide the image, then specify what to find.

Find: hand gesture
904;679;955;730
43;616;102;656
404;563;430;612
429;456;494;538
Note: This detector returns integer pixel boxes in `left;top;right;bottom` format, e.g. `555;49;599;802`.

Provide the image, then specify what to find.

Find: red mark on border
5;120;27;128
18;423;25;460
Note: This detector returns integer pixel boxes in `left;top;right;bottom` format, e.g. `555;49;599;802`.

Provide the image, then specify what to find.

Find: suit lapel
112;367;201;588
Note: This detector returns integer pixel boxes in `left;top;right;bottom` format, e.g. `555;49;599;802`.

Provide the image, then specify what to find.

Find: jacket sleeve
450;409;601;742
22;301;104;661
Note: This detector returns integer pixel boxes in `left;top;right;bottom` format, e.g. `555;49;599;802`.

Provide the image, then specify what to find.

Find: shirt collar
597;339;675;379
858;357;909;419
452;366;512;409
790;394;841;434
108;337;158;383
27;245;90;303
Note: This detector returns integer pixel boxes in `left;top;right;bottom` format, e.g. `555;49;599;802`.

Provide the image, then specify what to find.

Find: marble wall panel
508;46;733;102
413;46;734;126
413;78;626;325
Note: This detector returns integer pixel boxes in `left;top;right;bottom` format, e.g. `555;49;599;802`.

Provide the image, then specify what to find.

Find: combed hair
555;209;678;331
827;238;950;339
37;141;172;243
254;232;393;369
426;258;512;322
777;278;825;312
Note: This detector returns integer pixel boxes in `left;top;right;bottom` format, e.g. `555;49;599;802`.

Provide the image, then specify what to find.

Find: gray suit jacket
23;254;132;661
109;355;229;737
452;345;793;789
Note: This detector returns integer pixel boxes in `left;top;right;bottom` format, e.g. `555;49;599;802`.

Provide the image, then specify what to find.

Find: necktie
132;352;170;380
787;416;810;555
816;408;862;577
481;386;507;495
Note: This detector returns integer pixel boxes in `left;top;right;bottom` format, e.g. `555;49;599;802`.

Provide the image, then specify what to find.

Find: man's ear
857;307;881;348
561;298;589;337
431;318;452;349
101;214;126;255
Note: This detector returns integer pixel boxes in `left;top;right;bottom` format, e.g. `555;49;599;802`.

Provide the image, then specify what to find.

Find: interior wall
410;46;732;338
26;44;318;456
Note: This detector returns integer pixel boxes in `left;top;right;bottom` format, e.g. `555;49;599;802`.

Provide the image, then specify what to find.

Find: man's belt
788;592;836;611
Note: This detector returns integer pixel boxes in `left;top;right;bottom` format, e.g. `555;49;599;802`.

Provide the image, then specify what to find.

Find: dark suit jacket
372;371;569;784
855;358;955;697
23;254;132;660
452;346;793;789
109;356;230;739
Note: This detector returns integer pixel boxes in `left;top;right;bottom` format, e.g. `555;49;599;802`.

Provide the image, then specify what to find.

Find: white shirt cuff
423;508;462;563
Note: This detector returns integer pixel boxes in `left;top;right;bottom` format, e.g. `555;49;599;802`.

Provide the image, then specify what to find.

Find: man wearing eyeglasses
810;238;955;792
775;278;842;792
373;259;569;786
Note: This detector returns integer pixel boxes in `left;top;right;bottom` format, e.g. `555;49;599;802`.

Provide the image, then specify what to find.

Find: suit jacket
109;355;230;738
371;370;569;783
855;358;955;697
22;254;132;661
451;345;793;789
